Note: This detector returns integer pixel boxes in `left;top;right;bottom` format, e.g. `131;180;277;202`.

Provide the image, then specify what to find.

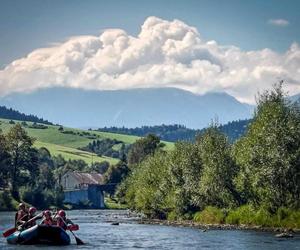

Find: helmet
58;210;66;217
43;210;51;216
19;203;25;209
29;207;37;214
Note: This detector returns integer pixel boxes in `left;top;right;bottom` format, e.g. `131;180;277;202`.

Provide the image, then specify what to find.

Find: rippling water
0;210;299;249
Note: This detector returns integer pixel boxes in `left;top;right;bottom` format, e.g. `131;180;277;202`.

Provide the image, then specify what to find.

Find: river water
0;210;299;249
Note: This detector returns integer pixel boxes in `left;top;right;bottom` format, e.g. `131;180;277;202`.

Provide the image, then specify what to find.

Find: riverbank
138;218;300;234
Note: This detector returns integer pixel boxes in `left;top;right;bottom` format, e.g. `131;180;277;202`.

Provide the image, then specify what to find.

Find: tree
104;161;129;185
168;141;202;215
0;130;10;188
233;83;300;210
128;134;161;165
196;125;240;209
6;124;38;199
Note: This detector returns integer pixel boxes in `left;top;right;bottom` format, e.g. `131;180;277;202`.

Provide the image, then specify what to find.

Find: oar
3;213;29;237
61;217;84;245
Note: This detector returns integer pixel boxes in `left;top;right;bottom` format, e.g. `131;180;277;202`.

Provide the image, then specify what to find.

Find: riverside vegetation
118;84;300;229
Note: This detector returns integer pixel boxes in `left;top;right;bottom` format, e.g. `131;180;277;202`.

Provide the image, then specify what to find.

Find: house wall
61;173;80;190
63;186;105;208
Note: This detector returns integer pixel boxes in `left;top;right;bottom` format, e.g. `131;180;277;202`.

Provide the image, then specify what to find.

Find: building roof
68;172;104;185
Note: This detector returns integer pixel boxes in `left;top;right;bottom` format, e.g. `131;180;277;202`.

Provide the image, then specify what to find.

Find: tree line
0;123;119;210
96;120;251;143
116;84;300;228
0;105;53;125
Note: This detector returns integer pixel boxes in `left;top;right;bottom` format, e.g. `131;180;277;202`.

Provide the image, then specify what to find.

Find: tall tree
6;124;38;199
234;83;300;209
0;130;10;188
196;125;239;209
128;134;161;165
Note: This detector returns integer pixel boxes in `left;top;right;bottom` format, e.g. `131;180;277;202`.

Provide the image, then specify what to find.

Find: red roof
69;172;104;185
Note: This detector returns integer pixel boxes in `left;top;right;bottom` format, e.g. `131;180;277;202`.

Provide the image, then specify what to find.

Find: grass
105;197;128;209
0;118;174;164
35;141;118;165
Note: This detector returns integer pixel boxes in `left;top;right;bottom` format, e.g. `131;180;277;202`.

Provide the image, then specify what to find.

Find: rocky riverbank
138;218;300;234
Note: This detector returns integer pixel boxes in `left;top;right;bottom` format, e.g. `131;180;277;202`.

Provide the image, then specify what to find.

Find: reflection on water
0;210;299;250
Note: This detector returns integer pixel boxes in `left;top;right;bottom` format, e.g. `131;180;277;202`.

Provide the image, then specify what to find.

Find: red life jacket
42;217;53;226
56;216;67;230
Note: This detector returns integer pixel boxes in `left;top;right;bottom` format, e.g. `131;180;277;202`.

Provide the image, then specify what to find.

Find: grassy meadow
0;118;173;164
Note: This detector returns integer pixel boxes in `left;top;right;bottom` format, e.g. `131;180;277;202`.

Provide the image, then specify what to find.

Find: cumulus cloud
268;18;290;27
0;16;299;104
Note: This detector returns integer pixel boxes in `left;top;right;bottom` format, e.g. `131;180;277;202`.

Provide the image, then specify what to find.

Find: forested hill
0;105;53;125
97;119;251;143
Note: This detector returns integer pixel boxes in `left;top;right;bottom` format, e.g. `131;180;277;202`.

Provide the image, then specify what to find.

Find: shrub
275;207;300;228
167;211;178;221
225;205;256;225
0;191;13;211
194;206;225;224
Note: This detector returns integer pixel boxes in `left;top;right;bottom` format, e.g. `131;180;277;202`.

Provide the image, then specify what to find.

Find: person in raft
23;207;42;229
15;203;28;227
41;210;54;226
55;210;74;230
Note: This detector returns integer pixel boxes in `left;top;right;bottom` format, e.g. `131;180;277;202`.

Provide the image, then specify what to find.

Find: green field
0;118;174;164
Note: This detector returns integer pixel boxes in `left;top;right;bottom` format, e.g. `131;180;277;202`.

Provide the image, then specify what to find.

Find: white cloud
268;19;290;27
0;16;299;104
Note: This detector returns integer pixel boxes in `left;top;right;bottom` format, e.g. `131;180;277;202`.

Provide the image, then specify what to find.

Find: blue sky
1;0;299;67
0;0;299;103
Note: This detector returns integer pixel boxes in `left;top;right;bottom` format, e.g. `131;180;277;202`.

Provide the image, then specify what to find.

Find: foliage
194;206;225;224
233;83;300;210
124;151;172;218
128;134;162;165
121;84;300;229
225;205;300;228
81;138;127;159
6;124;39;198
196;125;240;208
0;105;52;125
97;120;251;143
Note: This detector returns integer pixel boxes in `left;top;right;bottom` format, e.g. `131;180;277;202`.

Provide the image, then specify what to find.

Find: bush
167;211;178;221
194;206;225;224
0;191;13;211
275;207;300;228
225;205;256;225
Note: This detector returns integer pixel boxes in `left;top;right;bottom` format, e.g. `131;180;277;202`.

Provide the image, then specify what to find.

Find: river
0;210;299;249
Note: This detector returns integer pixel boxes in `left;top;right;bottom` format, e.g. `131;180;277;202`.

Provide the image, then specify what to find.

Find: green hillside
0;118;173;164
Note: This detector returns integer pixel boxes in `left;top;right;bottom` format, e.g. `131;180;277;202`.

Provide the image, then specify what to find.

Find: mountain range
0;87;255;129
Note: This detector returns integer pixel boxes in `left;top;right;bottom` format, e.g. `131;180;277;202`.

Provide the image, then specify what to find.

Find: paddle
3;213;29;238
61;217;84;245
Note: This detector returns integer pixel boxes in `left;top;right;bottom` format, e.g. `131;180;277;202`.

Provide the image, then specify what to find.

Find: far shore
138;218;300;234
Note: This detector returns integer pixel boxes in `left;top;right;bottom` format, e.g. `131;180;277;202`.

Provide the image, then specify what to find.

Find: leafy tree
104;161;129;185
234;83;300;210
6;124;39;199
88;161;110;174
196;124;240;209
123;151;172;218
128;134;161;165
168;142;202;215
0;130;10;188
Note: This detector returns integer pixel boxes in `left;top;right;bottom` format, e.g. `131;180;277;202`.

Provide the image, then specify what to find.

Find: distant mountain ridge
0;105;53;125
0;87;254;129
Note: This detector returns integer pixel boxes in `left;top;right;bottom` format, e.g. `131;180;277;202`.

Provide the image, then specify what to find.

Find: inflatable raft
6;224;71;245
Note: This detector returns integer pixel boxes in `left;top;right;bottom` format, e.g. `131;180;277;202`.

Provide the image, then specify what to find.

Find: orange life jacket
56;216;67;230
42;217;53;226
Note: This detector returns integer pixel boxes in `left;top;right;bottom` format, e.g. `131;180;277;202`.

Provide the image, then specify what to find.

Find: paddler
41;210;54;226
56;210;74;230
23;207;42;229
15;203;28;227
